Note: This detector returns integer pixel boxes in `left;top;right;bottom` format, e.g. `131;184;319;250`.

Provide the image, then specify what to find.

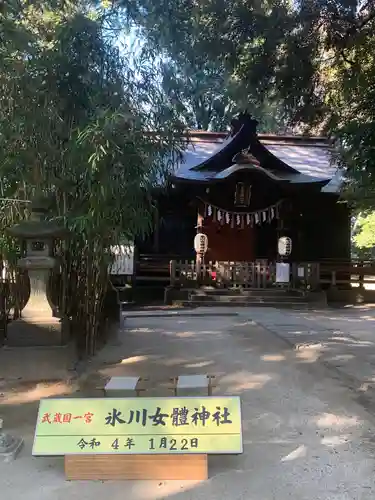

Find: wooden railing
169;258;375;290
319;261;375;288
136;254;189;282
120;254;375;289
169;260;320;289
136;254;173;281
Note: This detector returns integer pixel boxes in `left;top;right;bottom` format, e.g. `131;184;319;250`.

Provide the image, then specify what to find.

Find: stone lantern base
0;419;23;462
6;268;69;348
6;316;67;347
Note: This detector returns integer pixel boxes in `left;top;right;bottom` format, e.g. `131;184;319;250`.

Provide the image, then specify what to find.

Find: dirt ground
1;309;375;499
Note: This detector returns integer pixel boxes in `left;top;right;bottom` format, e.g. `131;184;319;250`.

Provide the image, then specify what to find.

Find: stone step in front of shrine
192;287;307;297
191;292;307;303
185;288;326;309
185;300;312;309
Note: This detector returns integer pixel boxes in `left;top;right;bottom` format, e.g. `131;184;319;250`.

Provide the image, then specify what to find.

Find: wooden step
179;300;311;309
192;287;305;297
190;294;307;303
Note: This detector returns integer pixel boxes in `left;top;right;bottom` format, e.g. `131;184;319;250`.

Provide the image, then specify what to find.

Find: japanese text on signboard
33;397;242;455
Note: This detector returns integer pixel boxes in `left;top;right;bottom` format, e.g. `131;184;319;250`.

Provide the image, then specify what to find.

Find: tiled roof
264;144;336;179
174;133;341;193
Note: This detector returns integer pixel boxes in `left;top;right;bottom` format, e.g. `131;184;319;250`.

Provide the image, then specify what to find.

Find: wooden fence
2;257;375;343
124;255;375;290
319;261;375;288
170;259;375;290
170;260;320;289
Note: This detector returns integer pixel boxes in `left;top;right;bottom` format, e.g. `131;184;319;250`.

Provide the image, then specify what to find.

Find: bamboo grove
0;2;185;355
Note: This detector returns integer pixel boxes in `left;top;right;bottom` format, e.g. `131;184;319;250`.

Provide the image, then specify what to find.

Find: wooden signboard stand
58;375;226;481
65;454;208;481
64;375;212;480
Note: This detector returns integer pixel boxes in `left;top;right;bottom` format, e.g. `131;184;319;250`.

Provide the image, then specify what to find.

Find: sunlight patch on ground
175;331;195;338
330;336;374;346
360;315;375;320
1;381;75;405
302;313;362;322
281;444;307;462
98;356;164;377
220;371;273;393
200;330;224;335
358;380;375;392
120;355;149;364
315;413;360;429
184;360;214;368
232;321;256;327
262;353;286;362
127;328;160;333
321;435;350;447
295;344;323;363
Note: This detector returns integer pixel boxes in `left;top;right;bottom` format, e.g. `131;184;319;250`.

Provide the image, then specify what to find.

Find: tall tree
120;0;375;207
0;0;185;354
160;57;236;130
120;2;288;131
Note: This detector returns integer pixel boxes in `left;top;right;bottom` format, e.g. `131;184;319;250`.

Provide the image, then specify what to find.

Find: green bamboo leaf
0;1;186;356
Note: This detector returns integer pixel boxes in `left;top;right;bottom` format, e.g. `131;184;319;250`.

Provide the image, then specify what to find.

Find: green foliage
119;3;288;131
118;0;375;208
116;0;350;127
0;0;185;354
352;212;375;258
160;58;234;130
353;212;375;249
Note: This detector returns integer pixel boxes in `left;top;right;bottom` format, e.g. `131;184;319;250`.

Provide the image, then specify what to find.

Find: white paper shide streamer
202;199;282;227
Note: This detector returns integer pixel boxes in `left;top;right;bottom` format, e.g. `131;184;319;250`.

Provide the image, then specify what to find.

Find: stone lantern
6;197;68;347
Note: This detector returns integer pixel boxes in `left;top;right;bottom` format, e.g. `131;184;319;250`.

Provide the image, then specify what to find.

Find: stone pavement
246;305;375;414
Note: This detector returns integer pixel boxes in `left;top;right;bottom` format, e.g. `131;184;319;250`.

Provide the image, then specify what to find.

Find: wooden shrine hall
136;112;349;290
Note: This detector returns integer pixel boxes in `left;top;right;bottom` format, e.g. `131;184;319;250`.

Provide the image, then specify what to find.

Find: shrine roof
172;127;342;193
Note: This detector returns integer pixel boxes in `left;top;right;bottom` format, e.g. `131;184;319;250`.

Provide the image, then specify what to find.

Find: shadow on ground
1;311;375;499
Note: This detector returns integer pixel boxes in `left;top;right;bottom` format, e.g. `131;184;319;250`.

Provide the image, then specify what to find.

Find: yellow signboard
33;397;242;455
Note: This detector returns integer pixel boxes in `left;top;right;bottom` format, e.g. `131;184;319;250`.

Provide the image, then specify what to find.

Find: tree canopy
352;212;375;258
118;0;375;207
121;3;289;132
120;1;375;124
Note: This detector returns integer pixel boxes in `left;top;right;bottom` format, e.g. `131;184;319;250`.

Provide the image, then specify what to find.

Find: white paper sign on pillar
276;262;290;283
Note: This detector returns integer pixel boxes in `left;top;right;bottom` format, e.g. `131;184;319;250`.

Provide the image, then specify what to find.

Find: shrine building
135;112;349;291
